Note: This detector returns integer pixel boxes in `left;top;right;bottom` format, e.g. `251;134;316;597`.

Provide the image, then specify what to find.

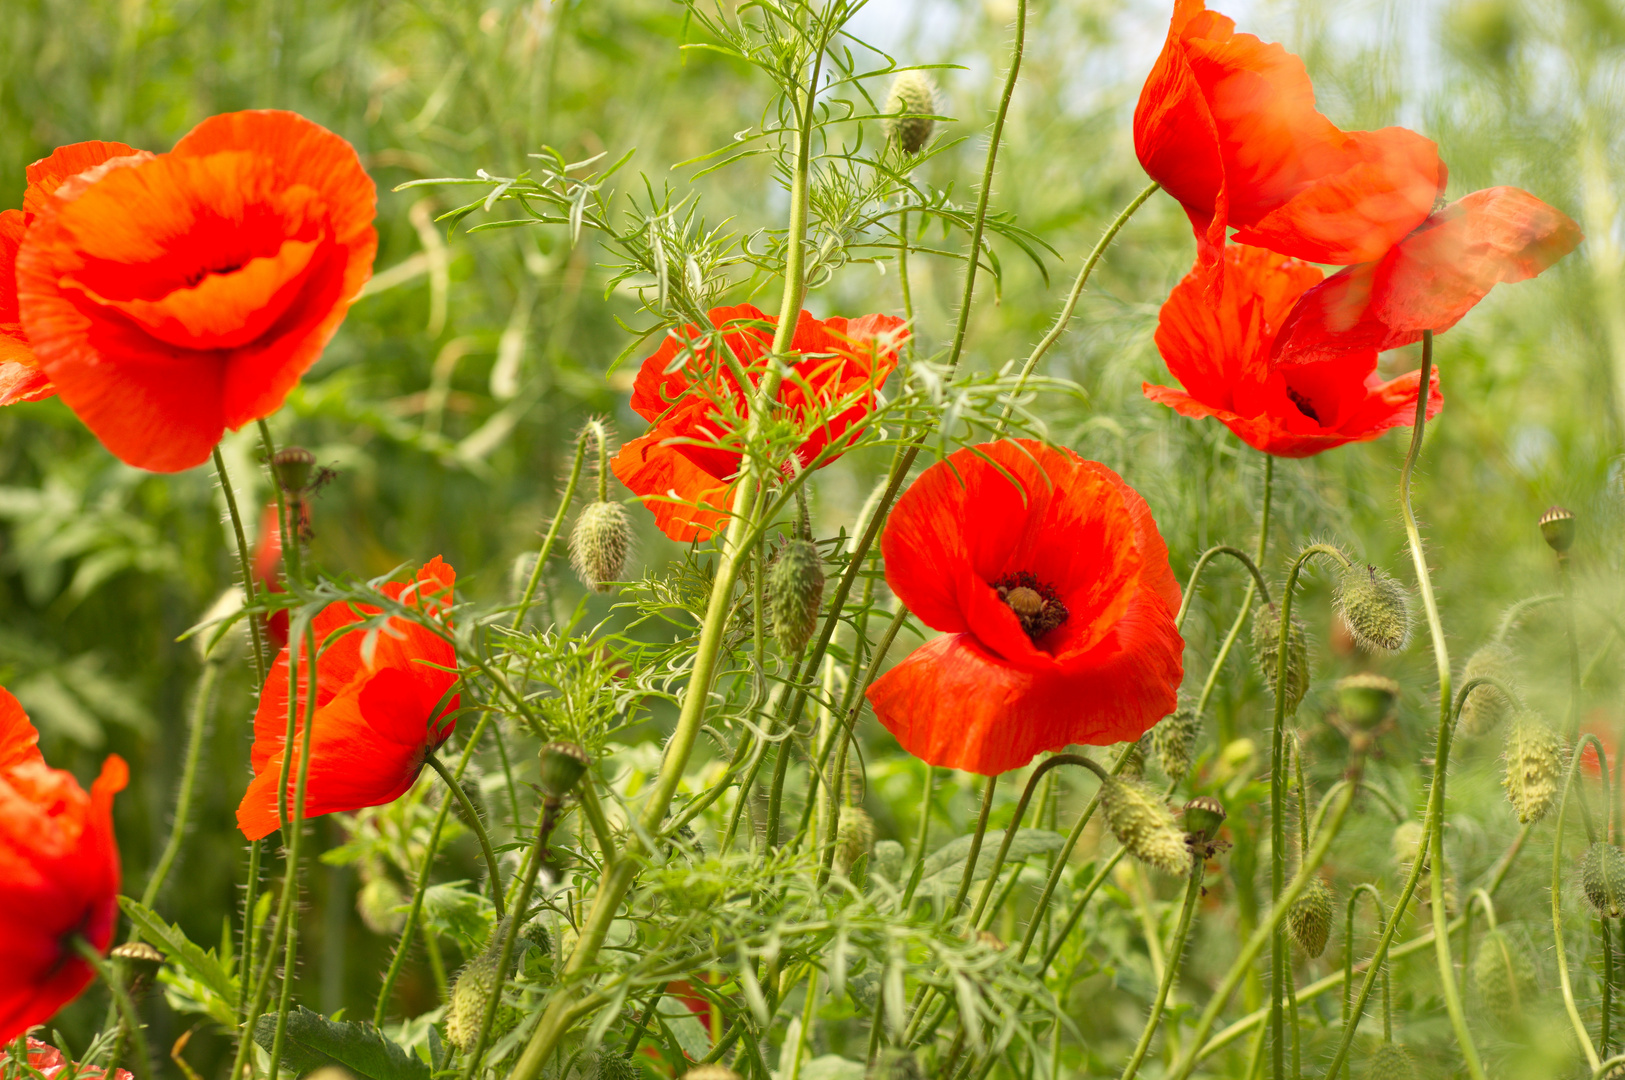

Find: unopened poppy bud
867;1047;923;1080
445;948;521;1052
1335;673;1400;730
271;446;316;495
683;1066;743;1080
356;868;406;935
539;741;591;802
1287;875;1334;958
1102;777;1190;876
111;941;164;996
834;806;876;879
1502;710;1563;824
1336;565;1412;653
1252;603;1309;714
1182;795;1226;842
1469;928;1535;1026
1582;841;1625;918
884;71;938;154
769;538;824;654
569;501;633;593
1363;1042;1418;1080
1151;706;1201;781
1459;642;1517;736
1539;505;1577;554
594;1053;640;1080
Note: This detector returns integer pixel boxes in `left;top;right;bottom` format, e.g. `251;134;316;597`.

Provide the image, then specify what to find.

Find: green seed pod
867;1047;923;1080
1287;875;1334;959
834;806;876;880
1502;711;1563;824
1335;673;1400;731
1102;777;1190;877
1458;641;1517;737
594;1053;641;1080
1362;1042;1417;1080
1336;565;1413;653
883;71;938;154
569;500;633;593
1539;505;1577;554
446;950;519;1052
769;539;825;655
1582;841;1625;918
271;446;316;495
110;941;164;996
1252;603;1310;714
539;741;591;802
1470;927;1535;1026
1183;796;1227;842
1151;706;1201;781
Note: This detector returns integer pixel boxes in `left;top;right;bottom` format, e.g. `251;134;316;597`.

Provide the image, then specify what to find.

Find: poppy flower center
994;572;1068;640
1285;386;1321;423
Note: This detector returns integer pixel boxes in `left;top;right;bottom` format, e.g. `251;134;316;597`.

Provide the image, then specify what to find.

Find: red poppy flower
236;557;460;841
0;687;127;1044
1143;243;1443;457
1135;0;1445;264
16;110;376;473
865;440;1184;775
1270;186;1583;367
0;1038;132;1080
254;501;292;650
1;141;145;407
610;304;908;542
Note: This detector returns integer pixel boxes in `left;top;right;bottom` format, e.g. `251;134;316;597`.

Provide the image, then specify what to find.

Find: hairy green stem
139;660;221;912
74;936;148;1079
426;752;506;918
1341;884;1386;1080
515;424;593;627
969;755;1102;927
1176;545;1272;630
1555;735;1610;1071
1201;455;1273;738
266;621;319;1080
212;446;268;682
1118;854;1205;1080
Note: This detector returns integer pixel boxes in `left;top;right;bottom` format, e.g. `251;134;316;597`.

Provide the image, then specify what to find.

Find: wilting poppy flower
16;110;376;473
1270;186;1583;367
1144;243;1442;457
0;1038;133;1080
1135;0;1445;264
1;141;145;407
866;440;1184;775
236;557;460;841
610;304;908;542
0;687;127;1044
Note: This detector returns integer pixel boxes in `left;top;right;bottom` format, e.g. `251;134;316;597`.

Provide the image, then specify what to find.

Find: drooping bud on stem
569;500;633;593
1252;602;1309;714
1101;777;1190;876
884;71;938;154
1151;706;1201;781
1459;642;1517;736
1502;711;1563;824
1335;673;1400;731
769;538;824;654
1539;505;1577;554
1582;841;1625;918
1336;564;1412;652
445;939;521;1051
1287;875;1334;958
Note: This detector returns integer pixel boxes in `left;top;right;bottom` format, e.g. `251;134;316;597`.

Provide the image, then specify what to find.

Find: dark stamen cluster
994;571;1068;640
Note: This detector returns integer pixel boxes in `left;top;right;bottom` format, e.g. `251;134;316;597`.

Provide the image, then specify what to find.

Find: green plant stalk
138;658;220;913
425;753;506;918
212;446;268;681
897;207;916;362
266;621;319;1080
1176;545;1273;629
1202;454;1274;739
237;840;262;1018
258;420;301;585
73;935;148;1079
1341;884;1386;1080
1555;735;1608;1071
968;755;1102;927
901;761;936;907
515;427;591;627
1561;550;1583;742
1118;853;1205;1080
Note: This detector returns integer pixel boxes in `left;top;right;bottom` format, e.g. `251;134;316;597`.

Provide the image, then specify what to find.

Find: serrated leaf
119;897;236;1004
253;1006;431;1080
919;829;1064;886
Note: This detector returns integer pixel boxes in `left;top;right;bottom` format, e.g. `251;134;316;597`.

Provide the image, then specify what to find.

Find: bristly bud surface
884;71;937;154
867;1048;923;1080
1582;841;1625;917
1252;602;1309;714
446;949;518;1051
1469;928;1535;1026
271;446;316;495
1363;1042;1418;1080
1102;777;1190;876
769;538;824;654
834;806;876;880
569;500;632;592
1151;706;1201;781
1502;710;1563;824
1336;564;1412;652
1335;673;1400;730
539;741;591;802
1459;641;1517;737
1287;875;1334;958
1539;505;1576;553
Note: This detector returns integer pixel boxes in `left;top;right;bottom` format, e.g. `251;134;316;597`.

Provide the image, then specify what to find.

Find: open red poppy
16;110;376;472
1144;243;1442;457
236;557;460;841
1135;0;1445;264
610;304;908;542
0;687;127;1043
1270;186;1583;367
865;440;1184;775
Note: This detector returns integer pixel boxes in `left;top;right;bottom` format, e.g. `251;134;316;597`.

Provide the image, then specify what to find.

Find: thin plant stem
968;755;1102;927
1555;734;1611;1071
901;762;936;908
1176;545;1272;630
1560;548;1583;742
1200;455;1274;736
515;425;593;628
257;420;301;585
425;753;506;918
139;659;221;912
1118;853;1205;1080
947;774;1000;923
73;936;148;1079
212;446;268;681
1341;884;1385;1080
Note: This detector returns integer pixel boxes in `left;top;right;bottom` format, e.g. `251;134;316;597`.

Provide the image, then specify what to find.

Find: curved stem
139;660;220;912
900;762;936;909
1199;455;1274;740
426;752;506;918
74;936;149;1079
1341;884;1385;1080
1176;545;1273;632
515;426;591;627
968;755;1104;927
947;774;1000;923
1555;734;1605;1071
1493;593;1563;642
212;447;268;682
1118;853;1204;1080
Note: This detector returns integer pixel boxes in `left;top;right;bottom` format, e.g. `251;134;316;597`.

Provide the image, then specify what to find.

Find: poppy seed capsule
1102;777;1191;876
1459;641;1517;736
1336;565;1412;653
569;500;632;593
834;806;876;879
1252;603;1310;714
271;446;316;495
1582;841;1625;918
769;539;825;654
1469;928;1535;1026
1335;673;1400;730
1539;505;1577;554
110;941;164;995
1287;875;1334;958
1502;711;1563;824
1151;706;1201;781
538;741;590;802
884;71;937;154
1183;795;1226;841
1363;1042;1418;1080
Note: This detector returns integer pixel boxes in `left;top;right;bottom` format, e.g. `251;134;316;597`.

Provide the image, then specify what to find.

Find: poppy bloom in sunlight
1144;243;1442;457
865;440;1184;775
1134;0;1445;264
0;687;127;1043
610;303;908;542
1;141;146;407
1270;186;1583;367
236;557;460;841
16;110;377;473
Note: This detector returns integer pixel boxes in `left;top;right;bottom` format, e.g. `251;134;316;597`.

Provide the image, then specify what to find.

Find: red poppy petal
877;452;977;635
1134;0;1229;253
21;141;141;222
0;688;41;770
610;425;735;542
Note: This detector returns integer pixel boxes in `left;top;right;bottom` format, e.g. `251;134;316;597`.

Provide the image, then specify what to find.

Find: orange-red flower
236;557;460;841
16;110;376;473
0;1038;132;1080
1135;0;1445;264
1;141;145;407
0;688;127;1043
1144;243;1442;457
610;304;908;542
1270;187;1583;367
865;440;1184;775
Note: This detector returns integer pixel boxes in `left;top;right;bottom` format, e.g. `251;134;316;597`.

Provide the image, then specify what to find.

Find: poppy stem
1198;454;1273;744
73;935;149;1080
138;658;221;912
514;426;591;629
1175;545;1273;631
1340;884;1385;1080
967;754;1102;929
257;421;302;587
425;752;506;918
211;446;269;684
1554;735;1610;1071
1118;853;1204;1080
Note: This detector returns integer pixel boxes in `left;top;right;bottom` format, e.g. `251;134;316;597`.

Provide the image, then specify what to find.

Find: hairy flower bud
867;1047;923;1080
1183;796;1227;842
1582;841;1625;918
1363;1042;1418;1080
1151;706;1201;781
1470;928;1535;1026
569;500;633;593
1335;673;1400;731
594;1053;641;1080
1287;875;1334;958
1119;736;1148;781
446;949;519;1051
769;539;825;654
884;71;938;154
1459;642;1517;737
1252;603;1309;714
834;806;876;880
1539;505;1577;554
1336;565;1412;653
1502;710;1563;824
1102;777;1190;876
539;741;591;802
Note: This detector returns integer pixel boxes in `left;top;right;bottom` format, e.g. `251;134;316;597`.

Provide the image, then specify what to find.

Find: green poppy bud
1363;1042;1417;1080
1502;711;1563;824
1252;603;1309;714
1336;565;1412;653
883;71;938;154
446;949;520;1052
1582;841;1625;918
1287;875;1334;959
1390;821;1428;876
1470;928;1535;1026
1459;642;1517;737
1539;505;1576;554
1335;673;1400;730
1183;796;1227;842
539;741;591;802
834;806;876;881
1151;706;1201;781
356;864;406;935
1102;777;1190;877
594;1053;641;1080
769;539;825;654
569;501;633;593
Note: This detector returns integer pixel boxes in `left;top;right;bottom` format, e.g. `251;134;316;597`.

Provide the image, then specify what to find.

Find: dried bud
569;501;633;593
271;446;316;495
1363;1042;1418;1080
1252;603;1310;714
1287;875;1334;958
1183;795;1227;842
1335;673;1400;730
834;806;876;880
867;1047;923;1080
883;71;938;154
683;1067;743;1080
1151;707;1201;781
1502;711;1563;824
1102;777;1191;876
1336;565;1412;653
356;866;406;935
769;539;825;654
1539;505;1577;554
1582;841;1625;918
1469;928;1535;1026
1459;642;1517;737
539;741;591;802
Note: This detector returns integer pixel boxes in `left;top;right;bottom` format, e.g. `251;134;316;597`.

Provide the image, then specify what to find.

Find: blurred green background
2;0;1623;1075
